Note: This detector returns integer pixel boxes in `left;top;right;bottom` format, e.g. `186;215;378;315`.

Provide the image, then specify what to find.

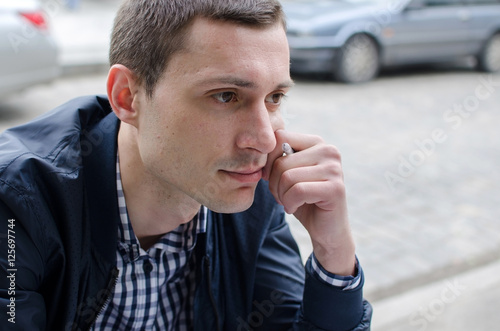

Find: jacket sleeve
253;211;372;331
294;257;373;331
0;199;47;330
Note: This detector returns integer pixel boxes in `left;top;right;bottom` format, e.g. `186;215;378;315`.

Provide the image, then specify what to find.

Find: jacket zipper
85;267;119;331
204;255;221;331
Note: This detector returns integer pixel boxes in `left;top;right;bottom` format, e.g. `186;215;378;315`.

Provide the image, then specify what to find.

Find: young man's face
135;17;292;213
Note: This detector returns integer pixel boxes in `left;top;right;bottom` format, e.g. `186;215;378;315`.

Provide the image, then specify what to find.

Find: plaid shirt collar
116;154;207;264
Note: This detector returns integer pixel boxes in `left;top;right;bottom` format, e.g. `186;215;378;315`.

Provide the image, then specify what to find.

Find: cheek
176;120;229;168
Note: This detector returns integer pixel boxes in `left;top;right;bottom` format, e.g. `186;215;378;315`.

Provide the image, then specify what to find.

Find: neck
117;123;201;249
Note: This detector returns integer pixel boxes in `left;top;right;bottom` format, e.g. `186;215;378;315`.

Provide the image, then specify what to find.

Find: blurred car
284;0;500;82
0;0;60;97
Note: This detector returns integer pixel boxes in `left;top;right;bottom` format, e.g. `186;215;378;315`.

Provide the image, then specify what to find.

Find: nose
236;101;280;154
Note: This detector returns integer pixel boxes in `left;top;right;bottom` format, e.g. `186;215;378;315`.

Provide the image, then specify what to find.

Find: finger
276;163;334;203
274;143;342;175
268;131;330;184
268;135;343;205
269;143;342;196
262;130;322;180
262;130;287;181
266;130;320;192
280;180;345;214
275;130;324;155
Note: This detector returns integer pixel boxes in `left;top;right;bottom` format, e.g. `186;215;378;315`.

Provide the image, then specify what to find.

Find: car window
424;0;464;6
464;0;500;4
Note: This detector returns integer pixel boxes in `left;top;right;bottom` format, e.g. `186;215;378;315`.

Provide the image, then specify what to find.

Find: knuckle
309;134;324;144
280;169;295;187
329;179;346;198
290;182;307;198
322;144;341;160
326;161;343;176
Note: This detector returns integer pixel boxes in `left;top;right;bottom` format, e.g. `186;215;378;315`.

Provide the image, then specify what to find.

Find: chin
205;186;257;214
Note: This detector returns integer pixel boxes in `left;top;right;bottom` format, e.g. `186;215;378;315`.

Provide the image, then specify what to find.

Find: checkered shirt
92;157;207;331
92;155;360;330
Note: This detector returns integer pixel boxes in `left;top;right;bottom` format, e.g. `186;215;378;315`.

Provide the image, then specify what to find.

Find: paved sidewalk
45;1;500;330
285;74;500;330
371;259;500;331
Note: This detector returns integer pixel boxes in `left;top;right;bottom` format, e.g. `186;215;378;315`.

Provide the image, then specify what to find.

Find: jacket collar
81;97;121;265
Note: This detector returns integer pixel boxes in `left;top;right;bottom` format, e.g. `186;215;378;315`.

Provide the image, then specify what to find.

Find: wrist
312;239;356;276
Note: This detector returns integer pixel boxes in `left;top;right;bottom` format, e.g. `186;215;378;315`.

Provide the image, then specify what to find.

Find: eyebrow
197;75;295;90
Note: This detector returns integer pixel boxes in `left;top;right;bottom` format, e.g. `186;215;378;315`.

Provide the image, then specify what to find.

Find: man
0;0;372;330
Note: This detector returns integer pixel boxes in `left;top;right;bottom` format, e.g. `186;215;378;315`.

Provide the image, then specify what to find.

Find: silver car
0;0;60;97
284;0;500;82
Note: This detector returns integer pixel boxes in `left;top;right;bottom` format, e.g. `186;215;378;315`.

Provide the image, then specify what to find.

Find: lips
222;168;263;183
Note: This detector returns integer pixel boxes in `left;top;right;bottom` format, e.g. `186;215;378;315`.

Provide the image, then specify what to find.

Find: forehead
164;17;291;89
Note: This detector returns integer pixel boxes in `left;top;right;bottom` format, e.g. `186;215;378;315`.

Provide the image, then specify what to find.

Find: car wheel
335;34;379;83
477;33;500;73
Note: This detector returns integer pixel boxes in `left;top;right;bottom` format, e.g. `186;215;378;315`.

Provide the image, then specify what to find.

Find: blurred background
1;0;499;330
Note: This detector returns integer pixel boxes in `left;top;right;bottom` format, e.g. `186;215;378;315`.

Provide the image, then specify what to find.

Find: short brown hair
110;0;286;97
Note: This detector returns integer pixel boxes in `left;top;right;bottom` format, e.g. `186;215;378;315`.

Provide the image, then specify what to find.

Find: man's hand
263;130;356;276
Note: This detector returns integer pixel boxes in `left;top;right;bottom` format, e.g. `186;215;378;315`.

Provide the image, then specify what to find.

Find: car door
462;0;500;55
381;0;472;66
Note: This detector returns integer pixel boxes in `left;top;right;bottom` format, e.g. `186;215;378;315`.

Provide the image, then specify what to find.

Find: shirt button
143;260;154;273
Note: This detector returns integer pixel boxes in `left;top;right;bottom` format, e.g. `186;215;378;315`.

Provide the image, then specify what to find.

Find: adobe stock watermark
365;0;407;35
384;129;448;193
7;0;69;54
236;272;304;330
340;0;406;61
385;74;500;193
236;289;285;331
442;75;500;129
409;278;467;331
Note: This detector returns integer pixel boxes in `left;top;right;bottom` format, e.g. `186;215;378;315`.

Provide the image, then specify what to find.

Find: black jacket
0;95;372;330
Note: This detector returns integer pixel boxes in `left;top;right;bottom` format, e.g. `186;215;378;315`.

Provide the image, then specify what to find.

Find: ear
107;64;142;128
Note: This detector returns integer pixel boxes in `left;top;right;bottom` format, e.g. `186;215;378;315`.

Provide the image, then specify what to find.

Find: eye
213;92;237;103
266;93;285;105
